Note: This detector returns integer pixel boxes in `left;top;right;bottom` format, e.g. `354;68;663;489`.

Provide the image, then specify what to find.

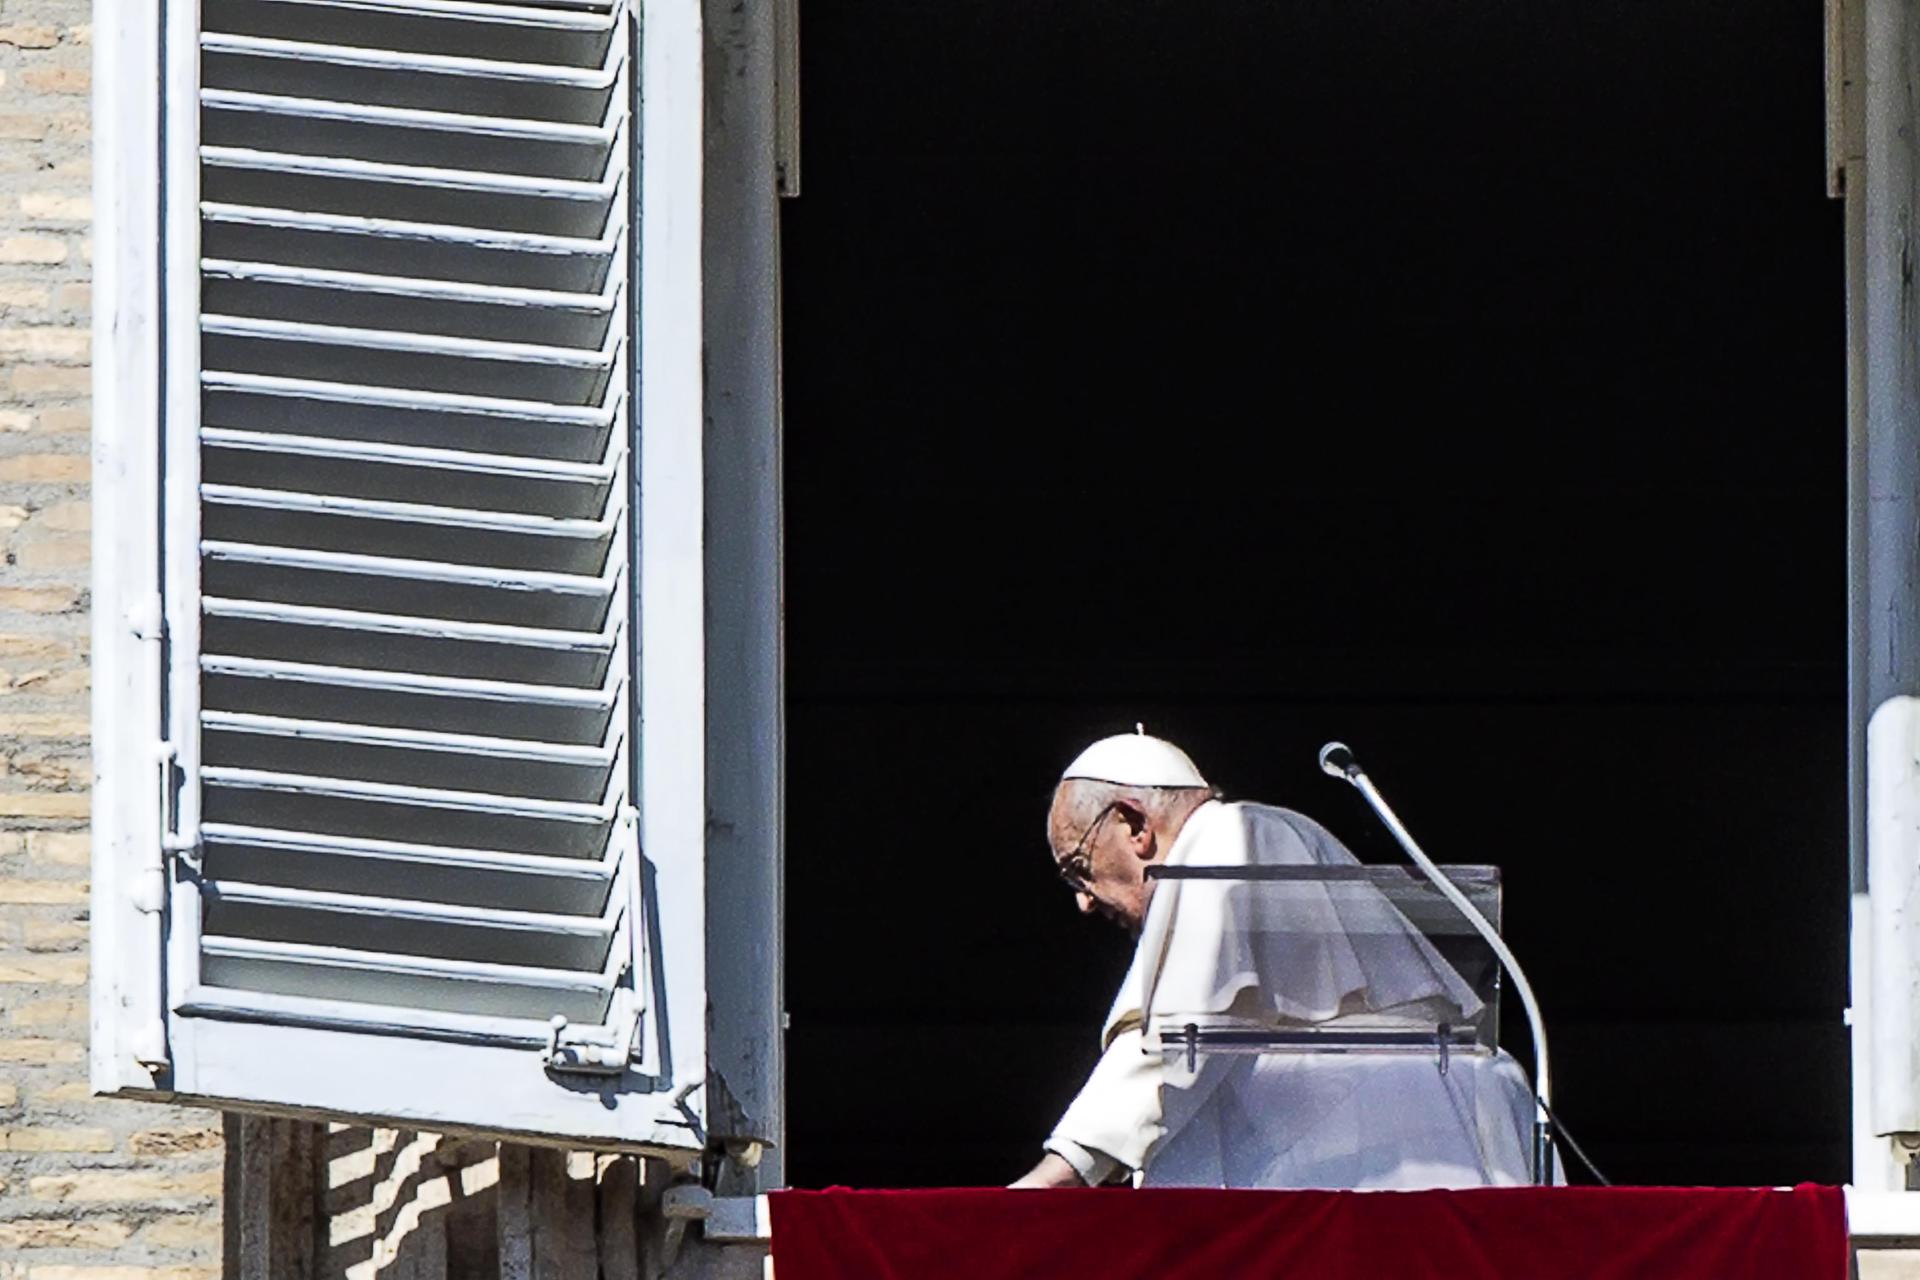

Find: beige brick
20;67;89;95
52;283;88;312
68;25;93;47
0;410;31;432
45;113;90;140
9;755;83;788
0;715;87;739
140;1216;219;1249
0;117;48;141
33;501;87;533
35;1081;89;1104
29;1271;165;1280
32;407;87;433
20;922;85;952
10;365;87;395
0;1220;133;1250
4;668;89;695
0;285;50;308
0;1039;84;1064
30;1167;223;1203
0;587;81;615
0;1083;17;1107
0;329;87;362
0;880;87;904
14;536;89;570
0;455;87;484
0;953;86;983
0;790;88;818
18;193;89;223
0;505;29;530
128;1128;222;1158
0;633;88;661
0;25;60;49
27;831;87;865
11;995;83;1026
1;1126;114;1153
0;237;66;266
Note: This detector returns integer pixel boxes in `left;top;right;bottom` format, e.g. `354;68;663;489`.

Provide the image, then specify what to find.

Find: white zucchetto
1061;729;1209;789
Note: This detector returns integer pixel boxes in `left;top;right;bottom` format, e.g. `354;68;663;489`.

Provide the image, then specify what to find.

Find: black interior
781;0;1847;1187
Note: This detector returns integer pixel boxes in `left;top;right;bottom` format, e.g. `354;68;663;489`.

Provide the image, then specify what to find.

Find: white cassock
1045;799;1540;1189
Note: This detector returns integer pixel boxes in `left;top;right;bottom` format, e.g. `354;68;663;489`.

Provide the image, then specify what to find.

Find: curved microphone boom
1319;741;1556;1184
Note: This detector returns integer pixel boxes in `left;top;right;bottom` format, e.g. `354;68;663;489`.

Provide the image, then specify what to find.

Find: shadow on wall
224;1116;645;1277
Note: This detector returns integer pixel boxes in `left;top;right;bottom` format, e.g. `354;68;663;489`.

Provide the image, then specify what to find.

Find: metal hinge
543;987;642;1075
128;592;164;642
155;742;200;867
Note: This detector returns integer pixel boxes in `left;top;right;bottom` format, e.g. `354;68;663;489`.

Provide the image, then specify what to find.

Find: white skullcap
1061;727;1208;789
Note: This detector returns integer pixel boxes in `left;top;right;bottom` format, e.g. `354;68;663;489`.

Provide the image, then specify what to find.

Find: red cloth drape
767;1185;1848;1280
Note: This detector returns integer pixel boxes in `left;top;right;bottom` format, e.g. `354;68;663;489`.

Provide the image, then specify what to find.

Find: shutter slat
202;316;621;402
200;39;619;130
201;655;619;742
203;148;623;238
203;204;621;292
202;824;617;914
193;0;640;1039
201;260;618;347
202;485;618;575
201;767;618;857
205;0;619;59
202;598;618;685
203;711;616;801
205;882;617;970
200;938;618;1021
177;986;574;1048
203;431;617;517
203;379;618;459
203;91;620;179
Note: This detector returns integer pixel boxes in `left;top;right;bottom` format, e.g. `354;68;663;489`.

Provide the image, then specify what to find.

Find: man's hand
1008;1152;1088;1189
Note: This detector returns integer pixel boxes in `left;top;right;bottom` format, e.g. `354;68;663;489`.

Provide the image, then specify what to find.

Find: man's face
1048;786;1153;933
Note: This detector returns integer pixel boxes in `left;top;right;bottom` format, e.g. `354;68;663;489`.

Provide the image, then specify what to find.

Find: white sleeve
1045;1026;1165;1175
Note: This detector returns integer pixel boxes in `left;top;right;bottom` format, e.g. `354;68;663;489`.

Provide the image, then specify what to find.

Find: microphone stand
1320;742;1556;1185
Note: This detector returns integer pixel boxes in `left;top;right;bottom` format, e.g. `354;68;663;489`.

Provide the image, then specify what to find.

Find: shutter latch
543;988;641;1075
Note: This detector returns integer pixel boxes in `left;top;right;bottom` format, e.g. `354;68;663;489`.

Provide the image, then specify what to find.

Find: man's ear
1115;800;1153;856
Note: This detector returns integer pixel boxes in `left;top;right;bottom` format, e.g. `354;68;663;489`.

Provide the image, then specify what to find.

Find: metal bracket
128;592;164;642
543;987;642;1075
155;742;200;867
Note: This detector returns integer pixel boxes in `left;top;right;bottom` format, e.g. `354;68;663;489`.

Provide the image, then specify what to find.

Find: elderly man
1013;730;1539;1190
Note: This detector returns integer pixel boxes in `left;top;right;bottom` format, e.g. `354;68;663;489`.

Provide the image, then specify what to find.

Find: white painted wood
90;0;171;1094
638;0;709;1102
162;0;211;1092
89;0;708;1151
1853;1188;1920;1244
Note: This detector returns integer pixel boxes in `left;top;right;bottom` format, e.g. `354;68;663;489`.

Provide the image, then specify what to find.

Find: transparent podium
1134;862;1544;1189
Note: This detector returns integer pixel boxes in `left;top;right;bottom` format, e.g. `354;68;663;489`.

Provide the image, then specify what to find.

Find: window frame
90;0;716;1154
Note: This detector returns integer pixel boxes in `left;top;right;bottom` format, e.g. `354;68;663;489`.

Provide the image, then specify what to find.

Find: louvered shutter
92;0;710;1150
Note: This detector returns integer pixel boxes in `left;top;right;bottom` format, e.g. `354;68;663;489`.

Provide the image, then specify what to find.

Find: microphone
1318;740;1556;1184
1317;741;1359;781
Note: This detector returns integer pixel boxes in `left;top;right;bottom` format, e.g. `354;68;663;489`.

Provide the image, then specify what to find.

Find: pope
1013;730;1541;1189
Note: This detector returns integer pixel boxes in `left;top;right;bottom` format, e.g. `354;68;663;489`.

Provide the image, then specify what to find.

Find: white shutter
92;0;710;1151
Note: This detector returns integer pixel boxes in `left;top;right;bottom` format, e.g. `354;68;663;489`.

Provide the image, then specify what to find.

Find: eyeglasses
1054;801;1120;891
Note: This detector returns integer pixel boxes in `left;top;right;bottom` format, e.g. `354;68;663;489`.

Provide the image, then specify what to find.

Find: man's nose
1076;891;1095;915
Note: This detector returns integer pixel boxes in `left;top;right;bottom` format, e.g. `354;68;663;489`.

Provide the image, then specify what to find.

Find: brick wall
0;5;225;1277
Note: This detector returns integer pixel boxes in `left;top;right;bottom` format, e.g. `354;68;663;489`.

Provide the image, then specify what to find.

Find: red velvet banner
768;1185;1847;1280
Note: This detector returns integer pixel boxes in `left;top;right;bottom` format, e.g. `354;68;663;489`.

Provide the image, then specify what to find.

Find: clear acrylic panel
1140;864;1502;1063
